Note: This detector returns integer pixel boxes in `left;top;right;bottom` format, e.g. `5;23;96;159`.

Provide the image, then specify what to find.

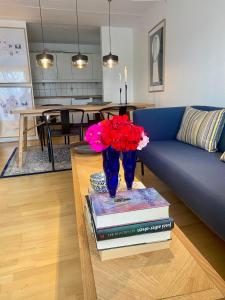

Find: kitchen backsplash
33;82;102;97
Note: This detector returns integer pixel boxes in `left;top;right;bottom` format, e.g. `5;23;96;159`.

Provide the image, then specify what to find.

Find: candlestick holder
125;83;128;105
119;88;122;105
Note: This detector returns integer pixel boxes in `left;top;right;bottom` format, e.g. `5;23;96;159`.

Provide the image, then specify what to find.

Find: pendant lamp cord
108;0;112;53
76;0;80;53
38;0;45;50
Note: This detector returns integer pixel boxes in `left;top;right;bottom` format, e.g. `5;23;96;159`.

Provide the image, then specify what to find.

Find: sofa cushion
192;106;225;152
177;107;225;152
220;152;225;162
139;140;225;240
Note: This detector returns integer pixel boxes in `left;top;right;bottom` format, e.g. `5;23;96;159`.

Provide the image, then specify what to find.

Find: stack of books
85;184;174;261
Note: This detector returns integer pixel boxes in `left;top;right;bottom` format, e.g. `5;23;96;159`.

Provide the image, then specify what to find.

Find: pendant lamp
36;0;54;69
103;0;119;68
72;0;88;69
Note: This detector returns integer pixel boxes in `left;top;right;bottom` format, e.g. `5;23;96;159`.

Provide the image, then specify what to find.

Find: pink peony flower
85;124;100;142
85;124;108;152
85;117;149;152
137;132;149;150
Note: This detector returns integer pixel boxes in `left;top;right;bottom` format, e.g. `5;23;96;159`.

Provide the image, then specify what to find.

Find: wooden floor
0;140;225;299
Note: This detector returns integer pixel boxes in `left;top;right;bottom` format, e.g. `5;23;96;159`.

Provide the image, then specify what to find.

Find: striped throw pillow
177;107;225;152
220;152;225;162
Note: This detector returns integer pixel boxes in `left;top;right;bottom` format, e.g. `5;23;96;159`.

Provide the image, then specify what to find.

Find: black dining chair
42;108;85;170
37;104;64;151
99;105;137;120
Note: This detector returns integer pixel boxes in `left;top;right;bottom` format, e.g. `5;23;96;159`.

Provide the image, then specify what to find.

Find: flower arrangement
85;115;149;152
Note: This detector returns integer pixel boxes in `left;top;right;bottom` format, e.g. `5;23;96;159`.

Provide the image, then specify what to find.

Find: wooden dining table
12;102;154;168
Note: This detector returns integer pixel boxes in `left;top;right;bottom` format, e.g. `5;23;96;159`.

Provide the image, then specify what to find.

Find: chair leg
38;126;44;152
50;138;55;171
47;133;52;162
40;129;44;151
80;127;83;141
64;136;67;144
48;146;51;162
43;134;46;146
141;162;145;176
67;136;70;144
47;130;55;170
42;126;46;146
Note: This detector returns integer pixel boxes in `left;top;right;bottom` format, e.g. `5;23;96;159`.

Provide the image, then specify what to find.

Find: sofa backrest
134;105;225;152
133;107;186;141
193;106;225;153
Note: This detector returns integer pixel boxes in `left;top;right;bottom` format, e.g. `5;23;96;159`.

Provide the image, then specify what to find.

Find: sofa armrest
133;107;185;141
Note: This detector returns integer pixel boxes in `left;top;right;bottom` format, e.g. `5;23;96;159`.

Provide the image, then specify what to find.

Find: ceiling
0;0;155;44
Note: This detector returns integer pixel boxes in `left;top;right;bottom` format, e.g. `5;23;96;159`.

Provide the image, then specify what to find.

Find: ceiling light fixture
72;0;88;69
103;0;119;68
36;0;54;69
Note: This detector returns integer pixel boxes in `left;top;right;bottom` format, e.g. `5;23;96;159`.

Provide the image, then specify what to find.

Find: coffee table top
71;151;225;300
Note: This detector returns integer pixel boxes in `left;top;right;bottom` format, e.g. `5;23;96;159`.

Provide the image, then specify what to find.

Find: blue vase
122;150;137;190
102;147;120;198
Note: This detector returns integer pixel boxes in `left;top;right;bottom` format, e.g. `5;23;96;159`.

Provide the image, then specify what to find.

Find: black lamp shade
103;52;119;69
36;52;54;69
72;53;88;69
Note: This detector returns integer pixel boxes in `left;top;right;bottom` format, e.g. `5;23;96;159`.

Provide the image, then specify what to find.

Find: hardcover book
89;188;170;229
99;240;171;261
96;230;171;250
86;196;174;241
88;181;146;195
85;201;172;251
96;218;174;241
84;200;171;261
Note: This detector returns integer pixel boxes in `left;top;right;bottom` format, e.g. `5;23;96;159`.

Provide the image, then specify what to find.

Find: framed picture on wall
148;19;166;92
0;27;30;83
0;87;34;138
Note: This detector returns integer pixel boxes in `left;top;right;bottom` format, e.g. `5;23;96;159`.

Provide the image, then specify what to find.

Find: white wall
133;0;225;107
29;42;100;54
101;26;134;103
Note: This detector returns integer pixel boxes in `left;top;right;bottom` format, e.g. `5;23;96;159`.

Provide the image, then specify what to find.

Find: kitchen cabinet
30;52;58;82
30;52;43;82
42;53;58;81
71;53;93;81
92;54;102;81
30;52;102;82
56;53;72;81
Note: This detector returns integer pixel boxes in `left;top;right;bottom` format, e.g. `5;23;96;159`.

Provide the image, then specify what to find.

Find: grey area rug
1;145;71;177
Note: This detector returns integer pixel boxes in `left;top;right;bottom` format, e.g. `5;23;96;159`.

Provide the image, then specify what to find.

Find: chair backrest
42;108;85;134
37;104;63;120
99;105;137;120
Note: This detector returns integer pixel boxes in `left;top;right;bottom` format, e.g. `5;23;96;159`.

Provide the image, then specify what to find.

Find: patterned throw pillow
177;107;225;152
220;152;225;162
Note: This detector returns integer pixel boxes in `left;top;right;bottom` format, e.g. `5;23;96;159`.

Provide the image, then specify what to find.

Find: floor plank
0;140;83;300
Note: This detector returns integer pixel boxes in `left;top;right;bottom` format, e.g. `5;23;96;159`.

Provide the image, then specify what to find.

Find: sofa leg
141;162;144;176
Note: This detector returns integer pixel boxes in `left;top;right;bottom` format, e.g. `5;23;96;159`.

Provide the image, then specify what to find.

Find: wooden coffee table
71;151;225;300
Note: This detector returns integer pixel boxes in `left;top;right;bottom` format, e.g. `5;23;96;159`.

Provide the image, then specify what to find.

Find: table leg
23;116;28;151
18;115;24;168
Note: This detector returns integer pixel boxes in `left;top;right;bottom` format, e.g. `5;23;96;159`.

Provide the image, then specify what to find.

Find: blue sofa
134;106;225;241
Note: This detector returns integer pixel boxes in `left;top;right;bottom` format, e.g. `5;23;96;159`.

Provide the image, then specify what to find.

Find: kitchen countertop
34;95;102;99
